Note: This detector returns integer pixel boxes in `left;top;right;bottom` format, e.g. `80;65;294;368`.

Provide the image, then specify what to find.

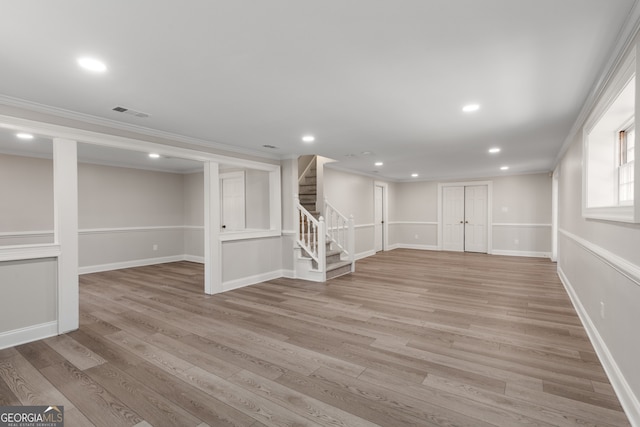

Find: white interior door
374;185;384;252
442;186;465;251
221;172;245;231
464;185;488;253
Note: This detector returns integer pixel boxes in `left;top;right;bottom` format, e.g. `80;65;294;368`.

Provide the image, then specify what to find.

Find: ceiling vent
262;144;279;149
112;106;151;118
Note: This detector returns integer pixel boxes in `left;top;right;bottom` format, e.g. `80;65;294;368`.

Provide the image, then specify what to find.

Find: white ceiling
0;0;637;180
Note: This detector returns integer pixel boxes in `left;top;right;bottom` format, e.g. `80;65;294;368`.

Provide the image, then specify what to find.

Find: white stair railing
324;198;355;270
295;195;326;272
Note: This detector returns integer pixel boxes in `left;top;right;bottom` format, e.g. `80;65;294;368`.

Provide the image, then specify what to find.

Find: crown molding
0;94;281;161
555;0;640;165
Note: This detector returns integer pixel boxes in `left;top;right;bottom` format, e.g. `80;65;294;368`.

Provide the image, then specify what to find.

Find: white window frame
583;47;639;223
617;123;635;205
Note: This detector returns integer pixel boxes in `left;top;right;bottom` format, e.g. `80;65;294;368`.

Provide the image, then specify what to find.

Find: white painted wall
245;169;270;230
406;174;550;255
557;114;640;423
0;258;57;337
222;237;283;289
323;167;379;258
78;163;186;271
183;172;204;260
0;154;53;245
324;168;551;258
490;173;552;256
388;181;439;250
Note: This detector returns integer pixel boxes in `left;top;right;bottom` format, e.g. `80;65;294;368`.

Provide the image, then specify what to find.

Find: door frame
374;181;389;252
437;181;493;253
551;168;559;262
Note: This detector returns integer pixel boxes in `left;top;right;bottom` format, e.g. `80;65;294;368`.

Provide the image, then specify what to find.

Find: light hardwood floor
0;249;631;426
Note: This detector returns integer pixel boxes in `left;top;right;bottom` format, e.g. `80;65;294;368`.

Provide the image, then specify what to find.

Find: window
618;125;635;204
583;48;639;222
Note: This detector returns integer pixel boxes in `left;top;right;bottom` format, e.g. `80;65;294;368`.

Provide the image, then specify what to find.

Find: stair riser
326;264;352;280
326;253;342;264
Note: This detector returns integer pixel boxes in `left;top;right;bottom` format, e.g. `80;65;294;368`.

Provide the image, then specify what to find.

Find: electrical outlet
514;239;519;245
600;301;605;319
414;234;419;240
153;244;158;251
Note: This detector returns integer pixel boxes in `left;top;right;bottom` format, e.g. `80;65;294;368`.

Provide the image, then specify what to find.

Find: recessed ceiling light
500;166;509;171
77;57;107;72
489;147;501;154
374;162;383;166
16;133;34;140
411;173;419;178
462;104;480;113
302;135;315;143
361;151;373;155
149;153;161;159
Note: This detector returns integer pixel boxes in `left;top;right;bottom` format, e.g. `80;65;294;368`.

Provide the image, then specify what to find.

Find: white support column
53;138;79;334
269;167;282;231
348;214;355;272
204;161;222;295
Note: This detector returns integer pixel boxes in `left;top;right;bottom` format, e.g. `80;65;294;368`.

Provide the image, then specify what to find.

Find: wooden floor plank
0;251;630;426
40;360;143;427
44;334;107;371
0;353;76;409
85;362;203;427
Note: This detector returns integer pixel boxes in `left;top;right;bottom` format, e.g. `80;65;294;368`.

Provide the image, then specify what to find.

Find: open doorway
374;182;388;252
75;143;206;292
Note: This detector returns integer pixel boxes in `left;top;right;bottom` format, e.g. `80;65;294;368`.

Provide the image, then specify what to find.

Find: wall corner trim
558;266;640;426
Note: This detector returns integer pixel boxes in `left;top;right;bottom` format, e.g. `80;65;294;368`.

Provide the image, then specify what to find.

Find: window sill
583;205;637;223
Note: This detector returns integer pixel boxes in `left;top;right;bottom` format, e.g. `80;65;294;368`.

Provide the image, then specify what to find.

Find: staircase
298;156;318;214
295;156;355;282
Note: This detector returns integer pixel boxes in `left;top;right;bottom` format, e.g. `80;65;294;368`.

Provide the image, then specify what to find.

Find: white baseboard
558;267;640;426
387;244;438;251
355;249;376;260
491;250;550;258
0;321;58;350
79;255;185;274
223;270;284;292
184;255;204;264
281;269;296;279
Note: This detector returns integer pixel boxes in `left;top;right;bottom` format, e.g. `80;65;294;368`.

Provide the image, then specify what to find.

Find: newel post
348;214;355;271
318;216;327;279
294;193;300;242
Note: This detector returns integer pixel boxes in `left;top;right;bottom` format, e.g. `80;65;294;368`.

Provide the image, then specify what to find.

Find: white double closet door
442;185;488;253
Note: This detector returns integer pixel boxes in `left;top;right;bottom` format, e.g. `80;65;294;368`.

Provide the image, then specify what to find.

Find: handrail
298;155;317;183
295;195;326;272
324;199;355;269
